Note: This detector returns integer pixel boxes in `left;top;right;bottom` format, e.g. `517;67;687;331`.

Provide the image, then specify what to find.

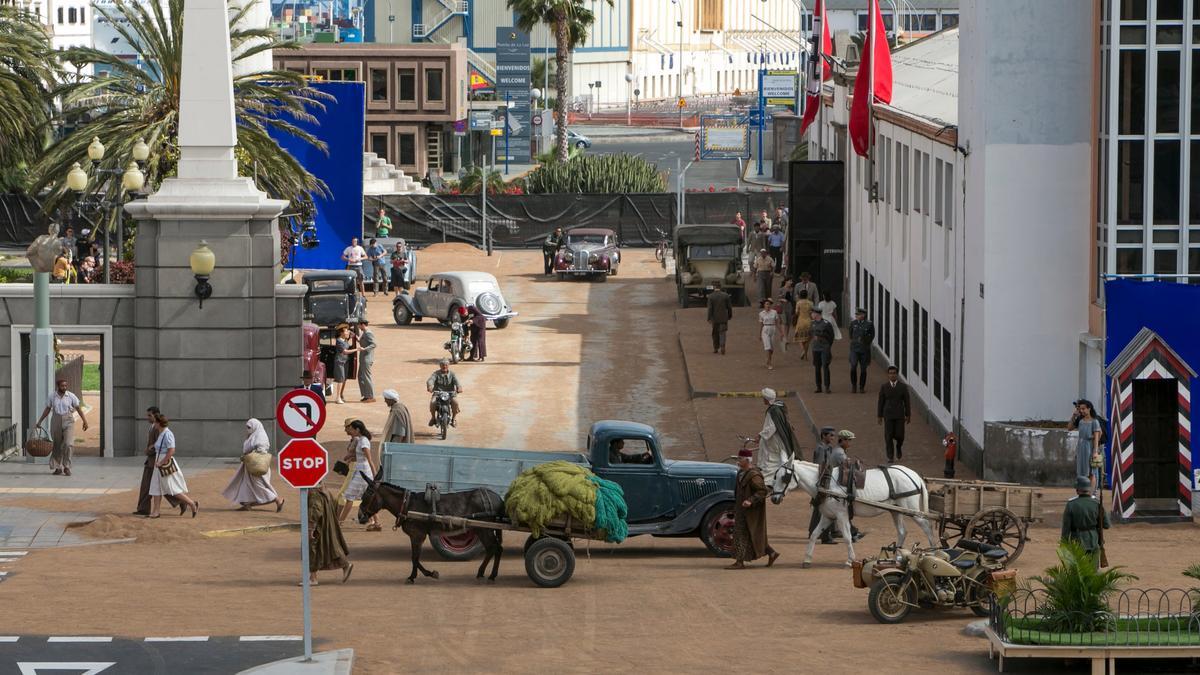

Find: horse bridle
770;454;797;503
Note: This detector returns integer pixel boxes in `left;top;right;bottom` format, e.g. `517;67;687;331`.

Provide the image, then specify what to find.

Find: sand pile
69;513;203;544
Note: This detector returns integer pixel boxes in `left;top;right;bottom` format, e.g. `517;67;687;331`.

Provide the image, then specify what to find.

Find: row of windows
298;66;445;105
877;135;954;229
856;10;958;32
57;5;84;24
369;130;419;168
855;263;952;412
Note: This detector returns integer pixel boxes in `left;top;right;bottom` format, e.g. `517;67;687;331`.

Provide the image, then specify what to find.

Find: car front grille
677;478;719;505
573;255;590;271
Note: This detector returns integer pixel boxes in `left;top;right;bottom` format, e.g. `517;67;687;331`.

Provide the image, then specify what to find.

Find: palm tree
0;5;60;192
505;0;612;161
31;0;328;219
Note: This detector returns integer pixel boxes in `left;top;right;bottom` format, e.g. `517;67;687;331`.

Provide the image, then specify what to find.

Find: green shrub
0;267;34;283
523;154;667;194
1026;540;1137;633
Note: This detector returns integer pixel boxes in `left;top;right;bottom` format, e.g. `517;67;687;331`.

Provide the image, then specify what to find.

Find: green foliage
523;154;666;194
530;57;557;108
789;141;810;162
0;5;60;192
1026;540;1137;633
82;363;101;391
0;267;34;284
506;0;612;160
535;144;583;165
454;166;506;195
30;0;330;224
1184;563;1200;582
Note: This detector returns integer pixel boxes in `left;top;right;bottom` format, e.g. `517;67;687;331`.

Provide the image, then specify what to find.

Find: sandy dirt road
1;250;1197;673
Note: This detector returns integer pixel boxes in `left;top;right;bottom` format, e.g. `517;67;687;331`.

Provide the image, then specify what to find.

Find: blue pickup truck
380;420;738;559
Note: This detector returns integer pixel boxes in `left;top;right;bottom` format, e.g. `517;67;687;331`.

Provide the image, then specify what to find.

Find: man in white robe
755;388;800;486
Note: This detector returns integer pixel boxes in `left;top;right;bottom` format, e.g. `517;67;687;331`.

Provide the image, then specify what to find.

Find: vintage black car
302;270;366;336
553;227;620;281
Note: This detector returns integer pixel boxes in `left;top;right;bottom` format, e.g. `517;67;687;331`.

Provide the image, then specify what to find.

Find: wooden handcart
925;478;1042;563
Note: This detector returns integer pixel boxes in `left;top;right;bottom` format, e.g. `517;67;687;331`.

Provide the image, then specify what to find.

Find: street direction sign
275;389;326;439
277;438;329;489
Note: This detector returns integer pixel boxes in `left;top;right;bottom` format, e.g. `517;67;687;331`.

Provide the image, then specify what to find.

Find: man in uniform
542;227;564;274
756;388;800;486
1061;476;1110;568
426;358;463;427
706;280;733;354
810;308;835;393
814;430;864;543
848;308;875;393
808;427;838;544
726;448;780;570
380;390;414;444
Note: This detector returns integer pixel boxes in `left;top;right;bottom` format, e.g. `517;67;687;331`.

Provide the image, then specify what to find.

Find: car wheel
609;265;618;276
476;292;503;316
575;141;587;149
493;318;510;329
595;272;608;283
392;302;413;326
699;503;736;557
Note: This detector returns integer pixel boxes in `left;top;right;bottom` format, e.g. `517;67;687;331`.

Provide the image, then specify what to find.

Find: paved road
0;636;304;674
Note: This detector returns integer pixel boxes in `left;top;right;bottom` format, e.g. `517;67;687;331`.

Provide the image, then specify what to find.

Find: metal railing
0;423;18;462
990;587;1200;646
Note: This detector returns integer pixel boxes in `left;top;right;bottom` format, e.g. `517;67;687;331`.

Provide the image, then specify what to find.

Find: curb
203;523;300;538
237;648;354;675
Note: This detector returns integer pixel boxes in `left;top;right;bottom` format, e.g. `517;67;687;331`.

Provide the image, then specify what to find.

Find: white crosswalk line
46;637;114;643
238;635;302;642
0;551;29;556
0;636;18;642
144;636;210;642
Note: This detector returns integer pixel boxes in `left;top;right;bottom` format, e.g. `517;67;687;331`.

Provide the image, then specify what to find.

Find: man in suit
877;366;912;463
356;320;377;403
706;281;733;354
542;227;564;274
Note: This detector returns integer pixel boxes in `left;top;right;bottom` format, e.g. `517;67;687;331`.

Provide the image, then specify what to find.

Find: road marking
0;636;19;642
144;636;210;642
46;637;113;643
239;635;302;642
0;551;29;556
18;663;115;675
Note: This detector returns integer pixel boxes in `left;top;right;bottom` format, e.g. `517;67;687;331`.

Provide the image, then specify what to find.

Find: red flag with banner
798;0;832;136
849;0;894;157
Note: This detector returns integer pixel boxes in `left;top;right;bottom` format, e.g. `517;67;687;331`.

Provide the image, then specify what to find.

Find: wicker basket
243;452;273;477
24;427;53;457
991;568;1018;599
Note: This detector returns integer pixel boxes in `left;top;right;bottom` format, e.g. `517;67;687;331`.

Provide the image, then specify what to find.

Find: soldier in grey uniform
848;308;875;393
808;427;838;544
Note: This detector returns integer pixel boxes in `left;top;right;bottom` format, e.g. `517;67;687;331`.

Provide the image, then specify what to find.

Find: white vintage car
391;271;518;328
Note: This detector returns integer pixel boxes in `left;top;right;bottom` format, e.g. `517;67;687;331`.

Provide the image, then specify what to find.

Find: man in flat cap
848;308;875;393
727;448;779;570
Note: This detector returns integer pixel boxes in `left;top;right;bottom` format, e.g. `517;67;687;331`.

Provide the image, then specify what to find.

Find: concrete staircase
362;152;431;196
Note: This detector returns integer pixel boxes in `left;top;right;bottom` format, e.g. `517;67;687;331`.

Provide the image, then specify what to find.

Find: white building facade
810;0;1100;467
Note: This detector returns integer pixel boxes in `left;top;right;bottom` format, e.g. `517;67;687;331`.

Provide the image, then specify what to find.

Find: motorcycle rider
447;306;471;360
426;358;462;427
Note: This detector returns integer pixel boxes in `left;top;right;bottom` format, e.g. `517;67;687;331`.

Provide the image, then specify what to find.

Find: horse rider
814;430;864;543
426;358;462;427
756;388;800;486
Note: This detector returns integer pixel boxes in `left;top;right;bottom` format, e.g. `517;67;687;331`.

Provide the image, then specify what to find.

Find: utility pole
481;154;488;252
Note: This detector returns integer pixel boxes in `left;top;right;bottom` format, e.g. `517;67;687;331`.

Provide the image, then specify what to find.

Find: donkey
770;461;937;568
357;472;506;584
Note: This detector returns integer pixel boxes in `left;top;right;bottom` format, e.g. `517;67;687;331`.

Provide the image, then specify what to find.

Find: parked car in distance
567;129;592;149
554;227;620;281
392;271;517;328
674;223;748;307
302;270;366;336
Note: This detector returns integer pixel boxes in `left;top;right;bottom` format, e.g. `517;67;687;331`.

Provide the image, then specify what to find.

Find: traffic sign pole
300;488;312;662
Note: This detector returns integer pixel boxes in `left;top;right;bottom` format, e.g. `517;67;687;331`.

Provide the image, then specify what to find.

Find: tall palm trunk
553;10;570;162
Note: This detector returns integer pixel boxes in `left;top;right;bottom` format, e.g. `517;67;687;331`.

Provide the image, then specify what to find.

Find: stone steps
362;152;430;195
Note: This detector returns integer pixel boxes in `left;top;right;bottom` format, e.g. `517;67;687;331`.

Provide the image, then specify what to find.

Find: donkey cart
397;509;603;588
924;478;1042;563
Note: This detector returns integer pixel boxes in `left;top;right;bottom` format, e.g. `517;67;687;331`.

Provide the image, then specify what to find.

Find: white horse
770;460;937;567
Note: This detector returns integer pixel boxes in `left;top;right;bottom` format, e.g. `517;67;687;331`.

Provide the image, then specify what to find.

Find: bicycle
653;229;671;265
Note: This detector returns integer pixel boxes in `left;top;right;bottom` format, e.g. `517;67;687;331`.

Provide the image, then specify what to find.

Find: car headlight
564;252;574;262
680;272;693;284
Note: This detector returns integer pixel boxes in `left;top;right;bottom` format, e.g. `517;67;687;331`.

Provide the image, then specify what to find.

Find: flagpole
867;0;877;203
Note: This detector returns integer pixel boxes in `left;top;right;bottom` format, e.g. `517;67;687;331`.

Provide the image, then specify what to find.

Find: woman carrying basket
221;418;285;512
147;413;199;518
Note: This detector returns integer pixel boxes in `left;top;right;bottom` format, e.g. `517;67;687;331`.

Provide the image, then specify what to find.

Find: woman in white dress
817;291;843;340
758;298;779;370
222;418;285;512
148;413;199;518
337;419;380;530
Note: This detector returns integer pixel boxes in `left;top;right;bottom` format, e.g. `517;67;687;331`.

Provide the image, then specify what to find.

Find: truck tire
524;537;575;588
430;531;484;561
699;502;736;557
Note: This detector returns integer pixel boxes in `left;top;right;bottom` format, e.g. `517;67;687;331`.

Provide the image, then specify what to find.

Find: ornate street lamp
65;137;151;282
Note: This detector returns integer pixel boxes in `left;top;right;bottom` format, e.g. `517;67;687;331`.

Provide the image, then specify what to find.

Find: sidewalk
741;160;788;189
675;308;973;480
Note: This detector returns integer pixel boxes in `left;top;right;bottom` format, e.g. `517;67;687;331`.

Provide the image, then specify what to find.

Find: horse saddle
837;459;867;491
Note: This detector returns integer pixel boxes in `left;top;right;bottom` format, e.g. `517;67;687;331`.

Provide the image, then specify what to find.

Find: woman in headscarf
221;418;286;511
305;487;353;586
467;305;488;362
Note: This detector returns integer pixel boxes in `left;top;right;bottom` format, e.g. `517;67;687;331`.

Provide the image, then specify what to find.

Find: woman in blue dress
1068;400;1103;492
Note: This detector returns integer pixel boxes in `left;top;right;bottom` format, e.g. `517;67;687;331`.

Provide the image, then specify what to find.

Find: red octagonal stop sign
277;438;329;489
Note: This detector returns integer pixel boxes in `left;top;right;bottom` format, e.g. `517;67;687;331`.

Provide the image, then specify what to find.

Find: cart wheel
430;531;484;561
524;537;575;588
939;516;969;548
964;507;1026;563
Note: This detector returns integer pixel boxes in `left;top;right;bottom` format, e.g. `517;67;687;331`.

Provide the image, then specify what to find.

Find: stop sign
277;438;329;489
